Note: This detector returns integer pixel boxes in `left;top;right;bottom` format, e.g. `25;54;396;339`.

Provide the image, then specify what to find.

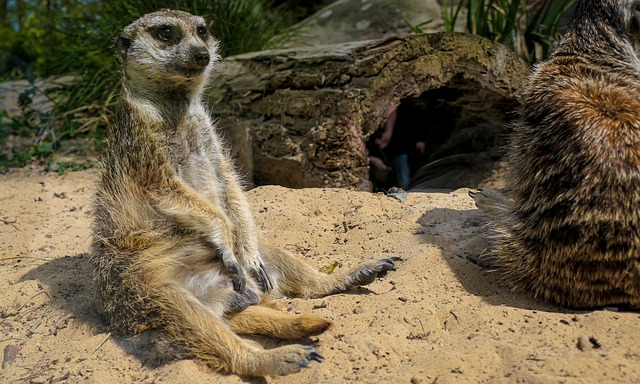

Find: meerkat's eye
156;25;174;42
197;26;208;40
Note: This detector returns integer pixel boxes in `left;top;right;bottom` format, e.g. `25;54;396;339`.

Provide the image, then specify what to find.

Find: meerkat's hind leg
261;243;400;298
226;304;332;339
344;257;401;286
151;281;324;376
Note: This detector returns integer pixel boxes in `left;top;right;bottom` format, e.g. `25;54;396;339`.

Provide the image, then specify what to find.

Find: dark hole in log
367;75;519;191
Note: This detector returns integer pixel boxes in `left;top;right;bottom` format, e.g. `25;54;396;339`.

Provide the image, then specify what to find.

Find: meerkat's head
114;9;219;93
568;1;640;56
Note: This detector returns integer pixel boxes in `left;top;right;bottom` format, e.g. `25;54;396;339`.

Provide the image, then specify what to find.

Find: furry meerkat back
91;9;399;377
471;0;640;308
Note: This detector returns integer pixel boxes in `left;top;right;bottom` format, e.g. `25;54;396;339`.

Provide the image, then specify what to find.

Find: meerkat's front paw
348;257;401;286
225;288;260;314
221;255;247;292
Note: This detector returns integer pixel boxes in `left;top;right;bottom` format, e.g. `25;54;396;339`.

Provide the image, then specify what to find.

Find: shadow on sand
417;206;582;314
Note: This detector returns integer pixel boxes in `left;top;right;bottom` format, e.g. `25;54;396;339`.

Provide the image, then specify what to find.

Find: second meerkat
472;0;640;308
92;9;399;377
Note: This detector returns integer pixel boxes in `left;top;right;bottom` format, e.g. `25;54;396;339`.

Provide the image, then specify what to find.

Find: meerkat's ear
113;35;130;58
113;25;135;58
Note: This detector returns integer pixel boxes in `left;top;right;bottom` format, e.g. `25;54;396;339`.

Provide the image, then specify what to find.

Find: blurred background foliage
0;0;328;171
1;0;323;79
440;0;575;63
0;0;574;173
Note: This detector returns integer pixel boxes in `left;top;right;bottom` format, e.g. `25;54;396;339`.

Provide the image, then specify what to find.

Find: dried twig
88;333;111;356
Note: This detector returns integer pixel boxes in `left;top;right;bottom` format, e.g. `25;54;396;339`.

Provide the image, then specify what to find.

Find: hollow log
208;32;529;190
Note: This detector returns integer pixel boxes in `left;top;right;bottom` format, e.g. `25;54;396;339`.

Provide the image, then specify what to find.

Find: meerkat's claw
292;346;323;367
379;257;401;271
223;258;246;292
251;263;273;292
234;270;246;293
308;351;324;363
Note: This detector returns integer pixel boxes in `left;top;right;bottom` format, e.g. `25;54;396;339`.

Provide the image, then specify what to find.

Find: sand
1;166;639;383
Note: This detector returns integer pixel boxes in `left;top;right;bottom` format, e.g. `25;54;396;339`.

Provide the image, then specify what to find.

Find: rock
210;32;529;190
282;0;445;48
2;344;20;369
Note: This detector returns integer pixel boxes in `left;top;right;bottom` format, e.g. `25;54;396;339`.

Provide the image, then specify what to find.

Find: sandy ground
1;166;639;384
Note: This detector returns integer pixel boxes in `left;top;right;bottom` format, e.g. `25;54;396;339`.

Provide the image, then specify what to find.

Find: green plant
46;160;95;175
403;15;433;34
0;73;95;168
436;0;574;62
443;0;466;33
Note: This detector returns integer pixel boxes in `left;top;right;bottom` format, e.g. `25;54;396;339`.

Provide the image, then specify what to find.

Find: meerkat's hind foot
274;345;323;373
257;344;323;376
348;256;401;286
469;189;513;218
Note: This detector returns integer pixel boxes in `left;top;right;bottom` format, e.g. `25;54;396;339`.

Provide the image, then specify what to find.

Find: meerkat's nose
193;48;210;67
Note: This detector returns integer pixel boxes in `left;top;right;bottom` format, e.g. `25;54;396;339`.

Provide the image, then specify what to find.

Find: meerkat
470;0;640;309
91;9;399;377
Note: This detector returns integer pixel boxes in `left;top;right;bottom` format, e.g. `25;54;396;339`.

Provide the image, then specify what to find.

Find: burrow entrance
366;76;519;191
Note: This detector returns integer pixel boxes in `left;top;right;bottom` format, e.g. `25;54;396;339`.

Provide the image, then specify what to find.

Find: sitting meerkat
471;0;640;309
91;9;399;377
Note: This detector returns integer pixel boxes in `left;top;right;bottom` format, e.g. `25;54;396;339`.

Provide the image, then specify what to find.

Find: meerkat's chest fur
169;102;228;202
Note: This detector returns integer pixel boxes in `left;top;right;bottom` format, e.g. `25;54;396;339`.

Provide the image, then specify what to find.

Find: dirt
1;166;639;383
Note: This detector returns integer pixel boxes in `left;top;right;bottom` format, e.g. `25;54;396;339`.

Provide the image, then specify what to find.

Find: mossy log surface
209;32;529;190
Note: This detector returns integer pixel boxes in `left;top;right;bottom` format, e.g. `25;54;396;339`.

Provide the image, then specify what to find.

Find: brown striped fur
471;0;640;309
91;9;398;377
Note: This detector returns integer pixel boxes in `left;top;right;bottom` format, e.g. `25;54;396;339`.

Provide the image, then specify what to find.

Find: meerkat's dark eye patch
197;26;208;40
154;25;178;42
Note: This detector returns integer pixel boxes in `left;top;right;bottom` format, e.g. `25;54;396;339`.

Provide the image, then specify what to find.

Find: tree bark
209;32;529;190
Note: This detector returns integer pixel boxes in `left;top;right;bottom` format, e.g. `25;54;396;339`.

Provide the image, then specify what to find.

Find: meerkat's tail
226;304;331;339
469;189;513;218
